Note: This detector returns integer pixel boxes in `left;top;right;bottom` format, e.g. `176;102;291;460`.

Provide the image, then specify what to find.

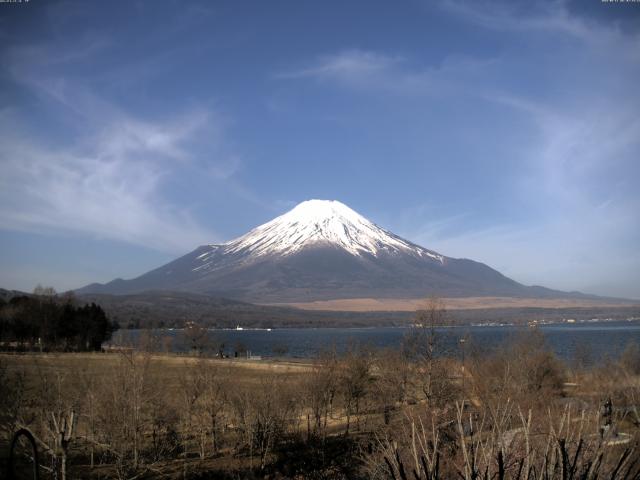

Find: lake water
111;320;640;363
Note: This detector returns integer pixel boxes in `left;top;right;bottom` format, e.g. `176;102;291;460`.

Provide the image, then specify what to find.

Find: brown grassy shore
0;352;315;478
268;296;639;311
2;335;640;479
0;351;313;389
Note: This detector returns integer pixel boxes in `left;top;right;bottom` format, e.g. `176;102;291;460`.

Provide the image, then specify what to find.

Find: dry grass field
268;296;639;312
0;351;313;400
2;330;640;479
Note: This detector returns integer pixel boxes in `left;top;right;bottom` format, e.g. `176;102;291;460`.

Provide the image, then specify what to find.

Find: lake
111;320;640;363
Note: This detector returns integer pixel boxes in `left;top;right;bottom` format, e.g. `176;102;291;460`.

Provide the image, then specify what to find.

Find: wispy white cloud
280;36;640;297
278;49;403;82
407;85;640;296
496;95;640;206
439;0;640;58
0;112;222;253
0;40;244;253
439;0;590;39
354;2;640;297
277;48;497;96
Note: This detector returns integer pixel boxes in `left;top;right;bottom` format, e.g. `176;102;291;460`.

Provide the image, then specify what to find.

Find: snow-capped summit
79;199;565;303
223;199;444;261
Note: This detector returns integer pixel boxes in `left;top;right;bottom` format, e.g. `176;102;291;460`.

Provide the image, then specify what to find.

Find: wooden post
51;410;75;480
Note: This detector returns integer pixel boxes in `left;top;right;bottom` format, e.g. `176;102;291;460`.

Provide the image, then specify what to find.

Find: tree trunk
211;415;217;454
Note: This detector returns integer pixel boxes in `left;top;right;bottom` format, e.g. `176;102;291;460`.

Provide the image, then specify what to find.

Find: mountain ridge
77;200;611;303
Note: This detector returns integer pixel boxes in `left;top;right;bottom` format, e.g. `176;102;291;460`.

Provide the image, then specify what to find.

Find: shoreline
127;316;640;332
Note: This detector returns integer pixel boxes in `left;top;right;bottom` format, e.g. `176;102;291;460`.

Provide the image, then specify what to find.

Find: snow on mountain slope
219;199;443;261
78;199;590;302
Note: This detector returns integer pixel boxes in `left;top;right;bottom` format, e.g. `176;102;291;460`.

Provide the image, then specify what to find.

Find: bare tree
198;361;228;454
306;348;339;441
339;345;373;435
96;350;152;475
78;367;98;469
230;374;299;470
50;410;76;480
468;330;565;414
33;284;57;297
377;400;640;480
374;348;412;425
183;323;211;356
404;297;455;408
0;358;25;441
17;361;82;480
179;359;203;461
179;358;229;459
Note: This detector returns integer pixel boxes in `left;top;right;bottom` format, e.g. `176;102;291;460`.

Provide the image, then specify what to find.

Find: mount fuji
78;200;581;303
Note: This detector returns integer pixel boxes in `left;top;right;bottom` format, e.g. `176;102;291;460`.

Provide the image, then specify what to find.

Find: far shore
265;296;640;312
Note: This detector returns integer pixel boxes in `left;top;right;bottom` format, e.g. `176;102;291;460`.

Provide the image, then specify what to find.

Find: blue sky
0;0;639;298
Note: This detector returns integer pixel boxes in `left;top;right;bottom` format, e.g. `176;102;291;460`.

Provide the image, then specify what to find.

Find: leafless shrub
403;297;461;411
306;348;339;441
596;343;640;429
94;350;152;476
0;358;24;440
572;341;594;373
179;358;228;459
620;341;640;375
339;345;374;435
182;323;213;355
377;402;639;480
468;330;566;413
230;374;300;470
374;348;413;425
12;360;82;480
